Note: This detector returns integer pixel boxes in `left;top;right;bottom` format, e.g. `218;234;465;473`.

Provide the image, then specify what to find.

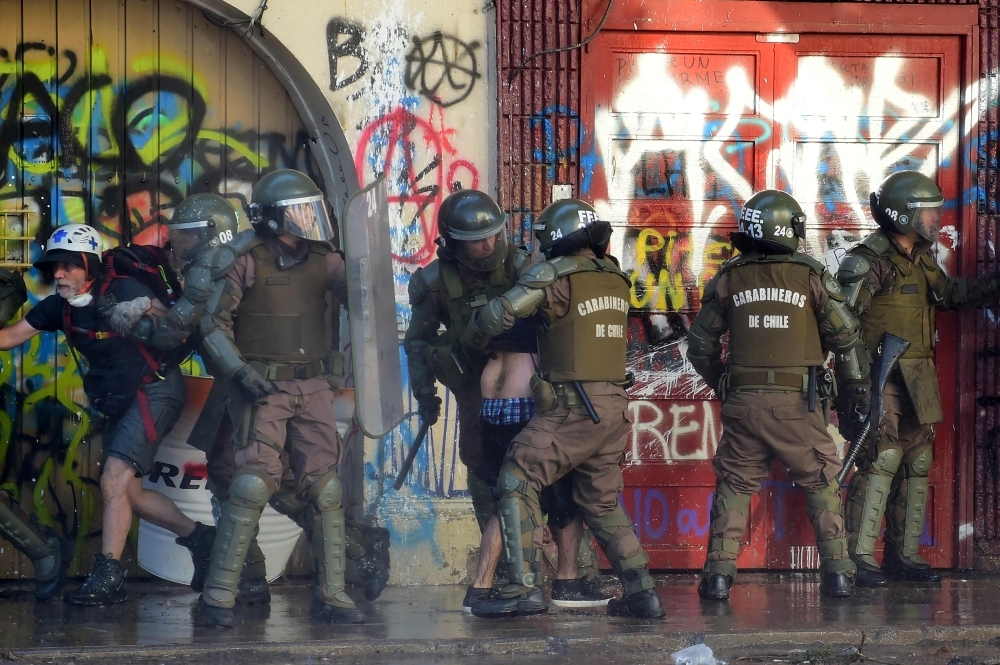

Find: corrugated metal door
0;0;322;578
585;30;962;569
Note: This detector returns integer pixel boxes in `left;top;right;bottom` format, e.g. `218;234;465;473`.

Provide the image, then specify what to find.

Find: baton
573;380;601;424
393;420;430;490
807;366;817;412
835;415;871;485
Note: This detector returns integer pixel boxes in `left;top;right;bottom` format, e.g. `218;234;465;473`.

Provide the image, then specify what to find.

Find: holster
818;368;837;426
529;374;558;412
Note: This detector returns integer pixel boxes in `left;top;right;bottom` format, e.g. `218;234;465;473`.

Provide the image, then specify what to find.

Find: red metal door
584;29;964;569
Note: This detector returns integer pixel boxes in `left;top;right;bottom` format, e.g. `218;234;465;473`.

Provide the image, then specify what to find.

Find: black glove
417;395;442;427
232;364;278;402
0;267;27;325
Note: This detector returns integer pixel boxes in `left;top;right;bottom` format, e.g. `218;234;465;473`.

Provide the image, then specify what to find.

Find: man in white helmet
0;224;215;606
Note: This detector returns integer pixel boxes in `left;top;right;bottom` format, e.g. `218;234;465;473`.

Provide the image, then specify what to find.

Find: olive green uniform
404;245;524;528
200;237;359;616
687;250;868;580
483;249;658;600
838;231;1000;570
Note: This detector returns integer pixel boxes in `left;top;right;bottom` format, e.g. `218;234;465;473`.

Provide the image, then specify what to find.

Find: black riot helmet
248;169;335;242
533;198;613;260
732;190;806;255
168;193;240;269
869;170;944;241
437;189;508;271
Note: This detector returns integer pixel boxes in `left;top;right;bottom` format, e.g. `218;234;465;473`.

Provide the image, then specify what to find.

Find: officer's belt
247;359;324;381
728;371;807;391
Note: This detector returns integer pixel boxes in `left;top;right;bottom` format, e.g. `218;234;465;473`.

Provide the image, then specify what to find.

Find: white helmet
34;224;103;275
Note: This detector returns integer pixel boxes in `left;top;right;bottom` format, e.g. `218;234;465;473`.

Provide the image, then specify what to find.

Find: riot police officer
465;199;665;619
838;171;1000;586
192;170;362;626
688;190;870;600
404;191;602;599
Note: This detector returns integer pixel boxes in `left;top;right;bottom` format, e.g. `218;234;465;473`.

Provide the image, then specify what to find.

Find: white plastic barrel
137;377;357;585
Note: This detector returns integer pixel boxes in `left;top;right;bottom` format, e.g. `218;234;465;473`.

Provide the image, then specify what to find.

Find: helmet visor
454;227;508;272
168;219;213;266
276;195;334;241
911;205;943;243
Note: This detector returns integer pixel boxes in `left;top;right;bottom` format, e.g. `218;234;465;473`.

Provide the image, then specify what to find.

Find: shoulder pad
417;260;440;289
859;230;892;256
518;261;558;288
822;270;846;301
836;254;871;283
408;270;428;304
548;255;586;277
701;273;721;303
786;251;826;275
208;244;240;280
231;229;261;256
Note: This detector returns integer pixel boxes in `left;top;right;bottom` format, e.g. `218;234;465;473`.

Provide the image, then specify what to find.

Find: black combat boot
309;595;366;624
471;584;548;618
881;547;942;583
33;531;73;602
697;574;732;601
607;588;665;618
236;541;270;605
196;596;235;628
820;573;853;598
176;522;216;592
64;554;127;606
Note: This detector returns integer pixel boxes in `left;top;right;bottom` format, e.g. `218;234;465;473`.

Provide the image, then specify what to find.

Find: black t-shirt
25;278;158;381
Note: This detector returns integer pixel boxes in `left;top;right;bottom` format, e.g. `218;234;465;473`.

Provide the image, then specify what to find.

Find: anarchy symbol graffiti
404;32;481;108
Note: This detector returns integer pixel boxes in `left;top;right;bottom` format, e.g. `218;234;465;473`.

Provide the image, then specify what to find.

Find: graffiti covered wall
0;0;329;578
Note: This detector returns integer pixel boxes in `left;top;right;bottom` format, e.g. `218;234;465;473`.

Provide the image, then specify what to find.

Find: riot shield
343;176;405;438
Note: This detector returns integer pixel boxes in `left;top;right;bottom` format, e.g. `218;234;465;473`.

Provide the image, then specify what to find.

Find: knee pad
712;480;752;520
497;462;538;505
307;470;343;512
804;483;843;520
229;469;276;509
870;447;903;478
904;447;933;477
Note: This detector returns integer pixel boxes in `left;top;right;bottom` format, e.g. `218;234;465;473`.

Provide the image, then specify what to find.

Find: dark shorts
102;365;186;476
478;417;580;530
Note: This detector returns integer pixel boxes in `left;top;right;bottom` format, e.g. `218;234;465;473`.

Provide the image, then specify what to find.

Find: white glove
109;296;151;336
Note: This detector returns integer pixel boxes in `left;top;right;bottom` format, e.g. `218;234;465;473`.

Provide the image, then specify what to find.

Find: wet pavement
3;573;1000;663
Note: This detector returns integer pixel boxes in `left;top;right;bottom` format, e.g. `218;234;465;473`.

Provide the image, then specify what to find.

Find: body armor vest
860;252;935;360
725;260;825;371
538;258;630;382
426;244;519;390
854;232;942;423
233;241;330;363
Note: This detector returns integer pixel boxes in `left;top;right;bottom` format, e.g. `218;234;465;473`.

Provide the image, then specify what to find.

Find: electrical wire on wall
203;0;269;38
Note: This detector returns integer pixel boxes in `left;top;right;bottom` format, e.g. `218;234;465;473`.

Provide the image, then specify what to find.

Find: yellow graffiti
198;131;270;170
629;228;687;311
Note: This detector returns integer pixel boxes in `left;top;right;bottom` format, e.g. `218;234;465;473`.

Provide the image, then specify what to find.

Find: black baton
807;366;817;412
393;421;430;490
573;380;601;424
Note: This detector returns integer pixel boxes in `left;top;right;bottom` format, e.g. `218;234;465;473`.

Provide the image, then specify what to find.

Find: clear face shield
909;202;943;243
265;194;335;241
168;220;213;268
454;226;508;272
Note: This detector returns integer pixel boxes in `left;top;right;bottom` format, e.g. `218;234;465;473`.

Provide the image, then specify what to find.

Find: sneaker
176;522;216;593
64;554;127;606
33;533;73;602
471;584;547;619
462;586;494;614
607;588;665;618
551;578;612;608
